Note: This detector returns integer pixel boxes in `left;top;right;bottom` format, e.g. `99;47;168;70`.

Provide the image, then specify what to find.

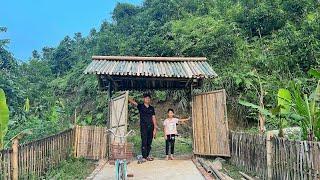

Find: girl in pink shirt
163;109;190;160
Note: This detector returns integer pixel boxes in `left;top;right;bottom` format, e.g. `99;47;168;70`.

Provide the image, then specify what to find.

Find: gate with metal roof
84;56;230;157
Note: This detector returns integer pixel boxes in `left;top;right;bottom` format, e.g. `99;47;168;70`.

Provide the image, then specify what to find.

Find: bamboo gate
192;90;230;157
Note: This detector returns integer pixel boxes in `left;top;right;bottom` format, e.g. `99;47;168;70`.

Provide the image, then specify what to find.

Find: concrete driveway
93;159;204;180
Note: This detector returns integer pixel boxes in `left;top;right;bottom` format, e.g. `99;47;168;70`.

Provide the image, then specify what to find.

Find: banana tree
269;89;292;137
238;70;267;134
0;88;9;149
291;81;320;141
239;99;272;133
239;88;292;137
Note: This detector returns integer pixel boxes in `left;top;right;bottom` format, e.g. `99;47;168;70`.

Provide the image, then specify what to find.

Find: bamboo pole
239;171;254;180
209;165;225;180
197;158;212;173
12;138;19;180
74;125;78;158
266;131;273;180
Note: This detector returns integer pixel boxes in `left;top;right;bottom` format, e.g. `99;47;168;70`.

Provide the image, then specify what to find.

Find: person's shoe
169;155;174;160
165;155;169;160
138;158;147;164
146;157;154;161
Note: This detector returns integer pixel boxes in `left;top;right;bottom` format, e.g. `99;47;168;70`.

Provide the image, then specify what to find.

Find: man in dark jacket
129;93;158;162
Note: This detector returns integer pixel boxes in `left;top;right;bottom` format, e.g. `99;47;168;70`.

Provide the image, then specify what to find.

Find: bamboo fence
271;136;320;180
0;128;74;180
74;125;108;160
0;126;108;179
230;131;320;180
0;148;13;180
230;131;267;178
2;125;319;180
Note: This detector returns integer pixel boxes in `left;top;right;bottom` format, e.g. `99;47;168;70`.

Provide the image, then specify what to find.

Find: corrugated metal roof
84;56;217;79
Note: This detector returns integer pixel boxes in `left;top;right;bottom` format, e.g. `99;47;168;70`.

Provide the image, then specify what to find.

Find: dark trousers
165;134;176;155
140;124;154;158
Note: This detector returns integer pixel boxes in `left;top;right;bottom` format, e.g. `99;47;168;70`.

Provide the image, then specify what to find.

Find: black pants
165;134;176;155
140;123;154;158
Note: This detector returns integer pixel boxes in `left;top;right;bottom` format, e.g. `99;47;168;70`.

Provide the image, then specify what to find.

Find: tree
0;27;15;70
50;36;76;75
32;50;41;59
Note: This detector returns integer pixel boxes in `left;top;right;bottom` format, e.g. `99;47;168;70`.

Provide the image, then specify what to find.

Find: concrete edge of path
86;159;108;180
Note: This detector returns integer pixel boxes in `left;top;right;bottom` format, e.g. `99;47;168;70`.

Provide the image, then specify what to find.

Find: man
129;93;158;162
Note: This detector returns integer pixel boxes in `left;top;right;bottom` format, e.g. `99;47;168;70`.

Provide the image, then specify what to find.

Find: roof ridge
92;56;207;61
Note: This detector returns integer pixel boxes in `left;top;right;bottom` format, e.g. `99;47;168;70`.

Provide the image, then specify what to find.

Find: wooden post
73;108;78;158
12;138;19;180
108;81;113;100
73;125;78;158
266;131;273;180
107;84;112;159
74;107;77;125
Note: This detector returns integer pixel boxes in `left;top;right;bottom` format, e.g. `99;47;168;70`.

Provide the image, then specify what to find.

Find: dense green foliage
0;88;9;149
0;0;319;145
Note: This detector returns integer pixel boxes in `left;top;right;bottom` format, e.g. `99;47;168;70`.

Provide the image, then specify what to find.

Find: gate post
266;132;273;180
12;138;19;180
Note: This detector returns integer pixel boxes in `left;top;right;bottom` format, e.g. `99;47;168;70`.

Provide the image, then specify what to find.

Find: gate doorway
84;56;230;158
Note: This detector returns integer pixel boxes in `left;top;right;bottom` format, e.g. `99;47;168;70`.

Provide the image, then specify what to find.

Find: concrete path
93;159;204;180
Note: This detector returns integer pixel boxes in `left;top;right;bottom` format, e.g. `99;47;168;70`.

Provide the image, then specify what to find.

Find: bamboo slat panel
74;125;108;160
271;137;320;180
109;91;128;144
0;148;13;180
18;128;75;179
192;89;230;156
0;129;74;179
230;132;320;180
230;131;267;179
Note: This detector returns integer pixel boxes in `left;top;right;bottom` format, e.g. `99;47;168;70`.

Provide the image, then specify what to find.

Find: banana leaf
308;69;320;79
239;100;273;117
277;88;292;114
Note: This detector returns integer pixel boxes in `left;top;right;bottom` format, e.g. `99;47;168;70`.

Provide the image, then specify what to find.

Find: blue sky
0;0;142;61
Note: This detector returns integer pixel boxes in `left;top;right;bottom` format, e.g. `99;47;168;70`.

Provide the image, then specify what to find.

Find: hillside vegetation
0;0;319;146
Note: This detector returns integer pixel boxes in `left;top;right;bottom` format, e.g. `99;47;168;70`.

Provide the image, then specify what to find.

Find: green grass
220;161;244;179
128;131;192;158
43;158;96;179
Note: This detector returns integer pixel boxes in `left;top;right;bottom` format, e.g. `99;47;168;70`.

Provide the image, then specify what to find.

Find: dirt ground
93;159;204;180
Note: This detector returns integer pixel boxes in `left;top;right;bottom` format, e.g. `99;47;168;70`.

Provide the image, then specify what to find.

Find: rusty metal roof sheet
84;56;217;79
